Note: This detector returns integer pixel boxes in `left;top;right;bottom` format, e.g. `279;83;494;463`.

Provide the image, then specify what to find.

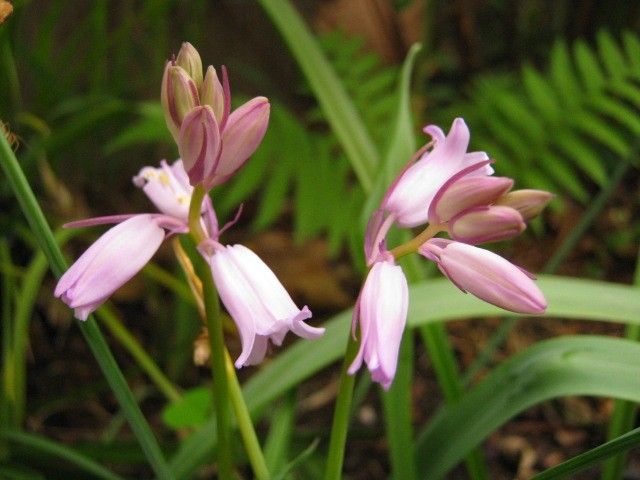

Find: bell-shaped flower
55;160;205;320
496;189;554;221
55;215;168;320
178;106;222;186
420;239;546;314
348;256;409;390
448;205;525;244
206;243;325;368
382;118;493;228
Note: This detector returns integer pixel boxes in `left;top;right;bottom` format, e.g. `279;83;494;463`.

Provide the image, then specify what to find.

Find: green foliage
162;387;212;429
456;30;640;203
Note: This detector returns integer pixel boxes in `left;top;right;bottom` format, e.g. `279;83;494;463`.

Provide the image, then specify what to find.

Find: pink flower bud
449;205;525;244
496;189;554;221
175;42;203;89
178;106;222;186
207;96;270;188
429;170;513;224
420;239;547;314
348;258;409;390
161;64;200;142
201;66;226;122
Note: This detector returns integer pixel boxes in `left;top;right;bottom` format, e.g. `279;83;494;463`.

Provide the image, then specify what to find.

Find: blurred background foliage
2;0;640;478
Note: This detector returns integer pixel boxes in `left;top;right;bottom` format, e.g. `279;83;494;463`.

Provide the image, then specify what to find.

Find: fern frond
455;29;640;203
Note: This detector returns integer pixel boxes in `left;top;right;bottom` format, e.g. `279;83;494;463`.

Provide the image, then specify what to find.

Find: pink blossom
420;239;547;314
55;215;167;320
206;243;324;367
55;160;199;320
382;118;493;228
348;257;409;390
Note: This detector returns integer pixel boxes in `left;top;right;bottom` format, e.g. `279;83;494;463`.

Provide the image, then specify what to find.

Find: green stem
97;305;182;403
601;247;640;480
0;240;14;458
225;351;271;480
0;132;173;479
187;203;233;479
323;335;359;480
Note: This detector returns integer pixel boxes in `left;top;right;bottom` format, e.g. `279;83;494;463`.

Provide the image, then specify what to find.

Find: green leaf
623;30;640;74
258;0;379;192
1;430;125;480
0;128;173;479
549;41;580;107
162;387;213;430
169;275;640;477
574;39;605;91
597;30;627;80
532;425;640;480
522;65;561;122
416;336;640;479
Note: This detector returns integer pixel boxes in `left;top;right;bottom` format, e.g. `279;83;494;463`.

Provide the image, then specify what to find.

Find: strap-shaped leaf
416;336;640;479
168;275;640;477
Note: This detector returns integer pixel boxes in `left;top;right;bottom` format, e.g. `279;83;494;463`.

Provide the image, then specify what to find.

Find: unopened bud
175;42;203;89
449;206;525;244
201;66;225;122
208;96;270;187
496;189;554;221
430;175;513;224
178;106;221;186
161;64;200;142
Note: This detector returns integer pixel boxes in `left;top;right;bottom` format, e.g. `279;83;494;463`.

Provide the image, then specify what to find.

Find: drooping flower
420;239;546;314
351;118;550;389
205;243;325;367
348;256;408;390
161;42;270;188
55;160;202;320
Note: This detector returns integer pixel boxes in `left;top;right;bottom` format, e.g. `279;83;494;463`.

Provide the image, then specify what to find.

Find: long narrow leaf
0;133;173;479
416;336;640;479
169;275;640;476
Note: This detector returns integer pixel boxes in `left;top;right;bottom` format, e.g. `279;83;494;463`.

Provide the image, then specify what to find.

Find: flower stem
188;185;207;244
193;253;234;478
390;223;442;260
324;334;360;480
188;185;233;478
225;350;271;480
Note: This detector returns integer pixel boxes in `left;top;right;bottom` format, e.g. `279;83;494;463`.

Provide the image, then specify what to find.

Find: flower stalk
188;186;233;478
323;334;360;480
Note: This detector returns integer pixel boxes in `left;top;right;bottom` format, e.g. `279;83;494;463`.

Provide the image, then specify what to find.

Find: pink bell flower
420;238;546;314
55;160;202;320
205;243;325;367
382;118;493;228
55;215;170;320
348;256;409;390
496;189;555;221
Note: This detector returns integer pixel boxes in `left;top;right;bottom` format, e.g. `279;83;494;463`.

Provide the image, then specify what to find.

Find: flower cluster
350;118;552;389
55;43;324;367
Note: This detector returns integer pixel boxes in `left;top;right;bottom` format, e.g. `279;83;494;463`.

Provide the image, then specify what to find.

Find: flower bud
420;239;546;314
430;174;513;224
201;66;226;122
449;205;525;244
496;189;554;221
178;106;221;186
207;96;270;187
161;64;200;142
175;42;203;89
